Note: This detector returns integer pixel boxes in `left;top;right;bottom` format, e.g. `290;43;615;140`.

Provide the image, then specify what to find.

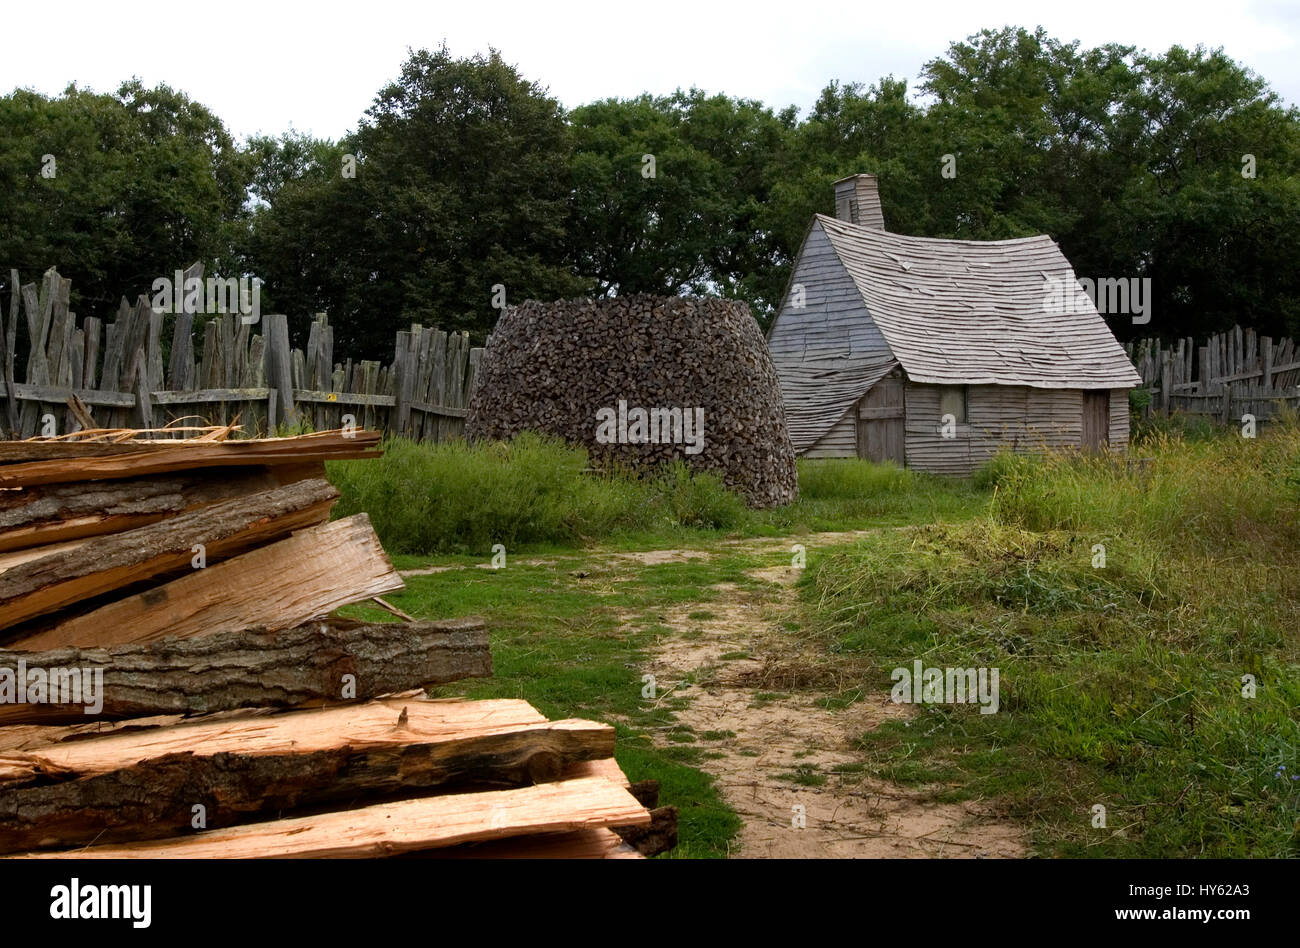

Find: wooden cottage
768;174;1142;473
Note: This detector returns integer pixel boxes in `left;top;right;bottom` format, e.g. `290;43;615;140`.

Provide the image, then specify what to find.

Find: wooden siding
805;405;857;458
769;223;890;362
905;382;1087;475
770;221;899;452
1108;387;1130;450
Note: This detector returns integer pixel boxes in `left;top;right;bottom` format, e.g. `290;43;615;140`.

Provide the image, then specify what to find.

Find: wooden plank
0;478;338;632
0;701;611;853
13;514;402;650
0;468;281;554
426;828;642;859
0;429;380;488
262;314;295;425
3;273;18;437
0;383;136;408
0;617;489;727
150;388;271;405
18;280;50;438
292;390;396;408
15;775;650;859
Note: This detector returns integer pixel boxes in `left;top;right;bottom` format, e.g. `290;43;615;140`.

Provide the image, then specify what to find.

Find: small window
938;386;968;424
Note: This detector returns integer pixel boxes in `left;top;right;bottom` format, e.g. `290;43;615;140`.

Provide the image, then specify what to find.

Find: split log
419;828;642;859
0;429;380;488
0;616;489;726
0;478;338;632
14;775;649;859
0;697;613;852
0;468;282;554
11;514;403;650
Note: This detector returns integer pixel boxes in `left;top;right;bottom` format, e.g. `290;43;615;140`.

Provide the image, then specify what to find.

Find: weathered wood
0;468;280;554
0;617;490;726
3;273;18;437
12;514;403;650
0;429;379;487
262;314;295;425
15;775;649;859
0;383;136;408
0;478;338;632
0;698;610;852
150;387;272;405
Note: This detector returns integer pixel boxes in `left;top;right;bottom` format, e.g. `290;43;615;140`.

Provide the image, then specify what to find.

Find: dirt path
637;538;1027;859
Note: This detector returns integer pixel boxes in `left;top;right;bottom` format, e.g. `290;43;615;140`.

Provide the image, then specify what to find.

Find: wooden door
1082;390;1110;450
857;375;905;464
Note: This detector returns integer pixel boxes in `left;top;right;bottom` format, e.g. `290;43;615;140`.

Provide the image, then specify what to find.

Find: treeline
2;26;1298;359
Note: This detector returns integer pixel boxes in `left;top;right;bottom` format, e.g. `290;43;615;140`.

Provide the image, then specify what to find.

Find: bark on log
0;699;612;852
0;467;282;553
612;805;679;857
0;478;338;633
0;616;490;725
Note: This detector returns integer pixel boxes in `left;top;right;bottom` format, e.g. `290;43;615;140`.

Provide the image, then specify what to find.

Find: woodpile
0;428;672;858
466;295;798;507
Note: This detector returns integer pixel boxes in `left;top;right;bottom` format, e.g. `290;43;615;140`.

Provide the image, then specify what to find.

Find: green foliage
245;45;587;355
9;27;1300;347
0;80;249;316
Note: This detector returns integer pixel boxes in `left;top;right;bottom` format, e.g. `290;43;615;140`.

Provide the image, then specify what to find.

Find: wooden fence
0;266;482;440
1126;325;1300;423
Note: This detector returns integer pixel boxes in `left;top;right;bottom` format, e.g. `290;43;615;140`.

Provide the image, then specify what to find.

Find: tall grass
803;421;1300;857
328;434;981;553
327;433;746;553
980;422;1300;552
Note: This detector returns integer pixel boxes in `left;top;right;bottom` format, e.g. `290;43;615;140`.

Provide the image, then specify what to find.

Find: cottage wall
904;383;1103;475
805;406;857;457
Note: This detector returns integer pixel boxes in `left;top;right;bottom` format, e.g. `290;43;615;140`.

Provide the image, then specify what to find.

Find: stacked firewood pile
0;428;672;858
466;295;799;507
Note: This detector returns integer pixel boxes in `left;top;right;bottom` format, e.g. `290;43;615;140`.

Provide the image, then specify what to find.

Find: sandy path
640;555;1026;858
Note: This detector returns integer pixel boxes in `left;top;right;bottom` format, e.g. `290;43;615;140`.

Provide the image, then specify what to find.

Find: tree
566;90;796;326
245;46;586;356
0;80;250;318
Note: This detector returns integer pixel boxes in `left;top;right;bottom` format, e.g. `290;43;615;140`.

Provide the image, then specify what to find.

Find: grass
802;422;1300;857
338;551;744;857
328;418;1300;858
327;432;982;555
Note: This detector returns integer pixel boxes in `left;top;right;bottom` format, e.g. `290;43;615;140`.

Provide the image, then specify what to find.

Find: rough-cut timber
12;514;403;650
420;828;642;859
0;429;380;488
0;468;282;553
16;775;650;858
0;617;489;725
0;478;338;633
466;295;797;507
0;697;614;852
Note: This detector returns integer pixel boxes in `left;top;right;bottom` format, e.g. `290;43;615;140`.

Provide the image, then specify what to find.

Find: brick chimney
833;173;885;229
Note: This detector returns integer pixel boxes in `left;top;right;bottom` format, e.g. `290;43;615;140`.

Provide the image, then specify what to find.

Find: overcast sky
4;0;1297;141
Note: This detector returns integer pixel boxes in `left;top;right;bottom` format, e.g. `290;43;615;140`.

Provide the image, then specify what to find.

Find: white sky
4;0;1297;141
